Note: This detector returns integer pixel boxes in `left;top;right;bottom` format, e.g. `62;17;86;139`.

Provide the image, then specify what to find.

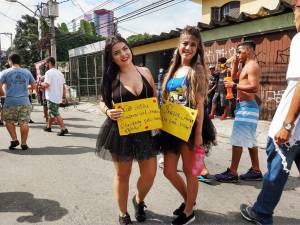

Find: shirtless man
215;41;262;182
240;2;300;224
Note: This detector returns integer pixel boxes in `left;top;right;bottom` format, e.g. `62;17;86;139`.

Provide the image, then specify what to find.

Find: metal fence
68;52;103;101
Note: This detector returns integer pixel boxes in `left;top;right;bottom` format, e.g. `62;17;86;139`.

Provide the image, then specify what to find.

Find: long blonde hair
162;26;208;108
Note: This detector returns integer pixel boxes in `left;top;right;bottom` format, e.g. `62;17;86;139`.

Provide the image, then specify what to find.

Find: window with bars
221;1;240;19
211;1;240;22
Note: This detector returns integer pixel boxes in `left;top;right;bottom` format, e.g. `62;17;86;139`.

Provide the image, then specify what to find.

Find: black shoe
172;211;195;225
21;144;29;150
119;212;132;225
0;121;4;126
9;140;20;150
43;127;52;132
57;128;69;136
132;195;147;222
240;204;264;225
173;203;186;216
173;202;196;216
29;119;34;123
239;168;263;181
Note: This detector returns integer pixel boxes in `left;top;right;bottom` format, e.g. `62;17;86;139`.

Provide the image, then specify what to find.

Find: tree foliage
126;33;153;45
11;15;103;65
90;22;97;36
79;19;94;36
56;31;104;61
58;22;69;33
13;15;41;67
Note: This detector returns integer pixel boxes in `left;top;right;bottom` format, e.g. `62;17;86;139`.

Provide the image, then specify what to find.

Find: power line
118;26;138;34
70;0;171;33
67;0;115;25
55;0;181;42
0;10;18;22
58;0;71;4
55;0;185;43
70;0;85;14
66;0;139;29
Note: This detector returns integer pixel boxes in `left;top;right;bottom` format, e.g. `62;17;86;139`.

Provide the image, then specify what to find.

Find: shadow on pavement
141;210;173;224
0;192;68;223
3;146;94;155
68;132;98;139
64;123;100;129
143;209;300;225
63;117;91;121
30;124;99;130
234;176;300;191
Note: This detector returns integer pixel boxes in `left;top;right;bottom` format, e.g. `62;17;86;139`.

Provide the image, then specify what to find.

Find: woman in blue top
161;26;216;225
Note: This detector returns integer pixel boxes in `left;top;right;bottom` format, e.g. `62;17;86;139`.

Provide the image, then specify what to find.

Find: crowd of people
96;3;300;224
0;55;69;150
0;2;299;225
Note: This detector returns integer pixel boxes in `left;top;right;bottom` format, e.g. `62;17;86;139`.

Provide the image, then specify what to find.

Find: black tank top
112;69;154;103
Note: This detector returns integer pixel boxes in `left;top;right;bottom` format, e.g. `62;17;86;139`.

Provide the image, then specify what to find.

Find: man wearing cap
240;1;300;224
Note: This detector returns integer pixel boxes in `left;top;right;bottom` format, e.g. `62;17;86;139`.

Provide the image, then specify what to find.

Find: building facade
68;0;296;120
195;0;280;24
94;9;114;37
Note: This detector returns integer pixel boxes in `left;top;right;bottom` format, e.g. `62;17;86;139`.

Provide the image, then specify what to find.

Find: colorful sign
161;101;198;142
114;97;162;136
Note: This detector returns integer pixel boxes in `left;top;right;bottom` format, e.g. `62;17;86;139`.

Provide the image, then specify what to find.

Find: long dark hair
162;26;208;107
101;35;134;108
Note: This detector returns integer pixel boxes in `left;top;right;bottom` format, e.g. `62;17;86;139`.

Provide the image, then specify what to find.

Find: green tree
58;22;69;33
90;22;97;36
13;15;40;67
79;20;93;36
56;31;104;61
126;33;152;45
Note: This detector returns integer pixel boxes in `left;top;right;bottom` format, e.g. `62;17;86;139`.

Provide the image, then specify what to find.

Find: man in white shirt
41;57;68;136
240;1;300;224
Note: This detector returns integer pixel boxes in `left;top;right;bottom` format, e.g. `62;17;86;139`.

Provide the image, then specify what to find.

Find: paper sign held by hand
161;101;198;142
114;97;162;136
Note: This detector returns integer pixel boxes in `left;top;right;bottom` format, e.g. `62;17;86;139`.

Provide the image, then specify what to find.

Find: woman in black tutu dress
160;26;216;225
96;35;159;225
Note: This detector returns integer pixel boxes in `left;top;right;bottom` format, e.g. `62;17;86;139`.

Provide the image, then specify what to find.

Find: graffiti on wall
255;51;266;65
205;47;236;64
275;47;290;65
265;90;285;110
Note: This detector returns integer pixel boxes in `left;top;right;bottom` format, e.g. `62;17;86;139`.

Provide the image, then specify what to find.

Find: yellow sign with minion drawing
114;97;162;136
160;101;198;142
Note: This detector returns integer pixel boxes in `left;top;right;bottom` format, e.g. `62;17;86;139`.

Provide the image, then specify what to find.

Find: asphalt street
0;103;299;225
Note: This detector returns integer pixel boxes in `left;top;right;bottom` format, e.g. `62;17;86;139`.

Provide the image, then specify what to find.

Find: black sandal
21;144;29;150
9;140;20;150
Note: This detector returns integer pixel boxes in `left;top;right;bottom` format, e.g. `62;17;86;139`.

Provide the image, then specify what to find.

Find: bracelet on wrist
105;108;109;116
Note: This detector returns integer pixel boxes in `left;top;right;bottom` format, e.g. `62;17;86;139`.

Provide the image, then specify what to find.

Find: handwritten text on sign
161;101;198;142
114;97;162;136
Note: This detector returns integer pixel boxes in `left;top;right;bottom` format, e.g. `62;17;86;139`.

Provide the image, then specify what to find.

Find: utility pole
47;0;59;61
113;17;118;35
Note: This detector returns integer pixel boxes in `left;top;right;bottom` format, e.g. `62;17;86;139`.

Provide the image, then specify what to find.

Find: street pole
50;15;56;60
48;0;58;61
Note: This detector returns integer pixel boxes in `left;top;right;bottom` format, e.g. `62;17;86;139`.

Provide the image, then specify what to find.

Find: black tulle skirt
160;112;217;154
96;118;160;162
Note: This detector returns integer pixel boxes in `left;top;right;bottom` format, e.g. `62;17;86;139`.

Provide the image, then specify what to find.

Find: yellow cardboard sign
114;97;162;136
161;101;198;142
